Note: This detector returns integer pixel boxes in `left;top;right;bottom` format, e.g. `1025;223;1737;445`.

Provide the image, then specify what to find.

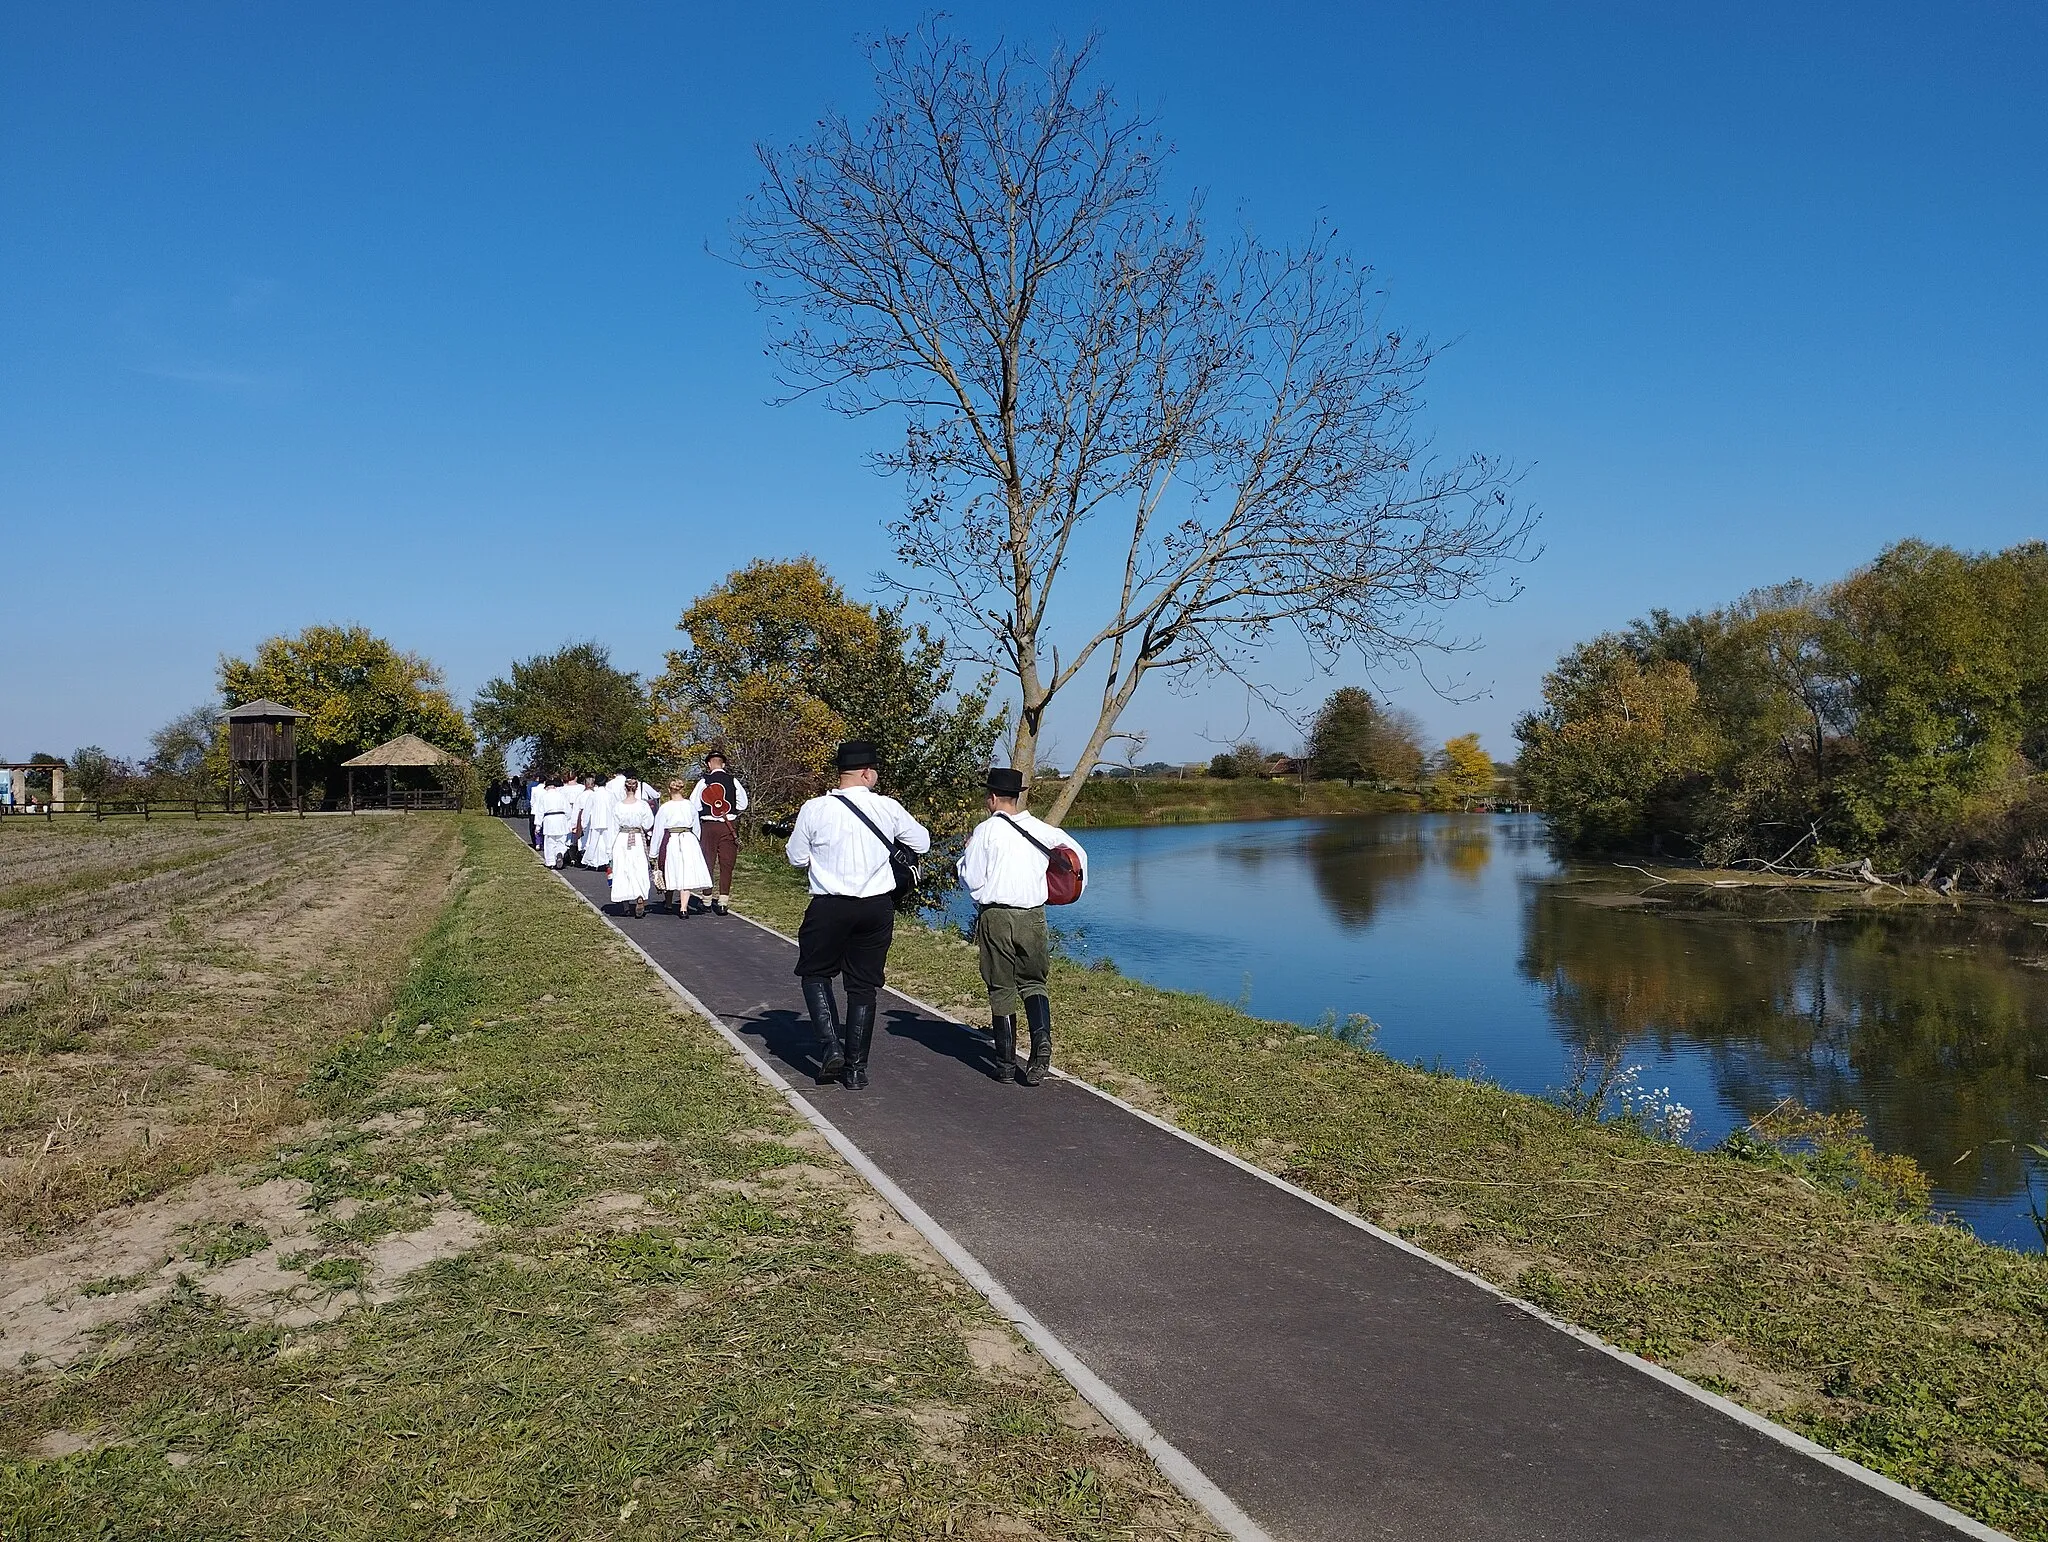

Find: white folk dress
610;795;655;904
539;786;575;867
654;798;713;893
582;782;617;867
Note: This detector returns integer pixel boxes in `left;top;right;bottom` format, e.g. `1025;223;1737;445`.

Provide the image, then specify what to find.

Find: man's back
788;786;931;898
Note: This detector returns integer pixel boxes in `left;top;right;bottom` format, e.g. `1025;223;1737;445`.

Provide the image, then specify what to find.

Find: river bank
1040;775;1416;828
736;846;2048;1538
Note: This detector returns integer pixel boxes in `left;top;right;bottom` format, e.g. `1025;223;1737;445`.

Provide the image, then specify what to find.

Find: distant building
1263;754;1303;779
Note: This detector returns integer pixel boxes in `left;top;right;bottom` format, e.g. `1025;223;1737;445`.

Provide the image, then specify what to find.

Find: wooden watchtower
223;700;308;812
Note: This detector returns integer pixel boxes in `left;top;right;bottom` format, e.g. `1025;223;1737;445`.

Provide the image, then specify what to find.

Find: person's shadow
883;1006;998;1076
742;1003;1000;1082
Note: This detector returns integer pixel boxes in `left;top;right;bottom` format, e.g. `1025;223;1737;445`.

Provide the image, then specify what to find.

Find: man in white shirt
537;775;576;868
957;767;1088;1085
785;740;931;1090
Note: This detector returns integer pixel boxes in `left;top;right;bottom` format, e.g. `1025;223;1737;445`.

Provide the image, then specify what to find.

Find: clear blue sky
4;2;2043;767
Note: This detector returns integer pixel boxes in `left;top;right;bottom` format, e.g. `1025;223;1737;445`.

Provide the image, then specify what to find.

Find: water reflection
1523;892;2048;1201
1304;822;1430;928
1031;811;2048;1248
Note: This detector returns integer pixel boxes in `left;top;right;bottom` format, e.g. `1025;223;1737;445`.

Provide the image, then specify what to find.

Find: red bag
997;815;1085;905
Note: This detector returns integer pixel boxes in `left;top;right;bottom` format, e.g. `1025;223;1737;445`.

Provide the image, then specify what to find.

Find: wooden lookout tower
223;700;307;812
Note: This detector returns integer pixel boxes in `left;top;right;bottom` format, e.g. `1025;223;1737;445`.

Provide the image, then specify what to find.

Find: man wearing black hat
785;741;932;1089
957;767;1088;1085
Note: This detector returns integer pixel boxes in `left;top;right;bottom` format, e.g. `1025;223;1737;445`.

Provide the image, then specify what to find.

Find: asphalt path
537;836;1983;1542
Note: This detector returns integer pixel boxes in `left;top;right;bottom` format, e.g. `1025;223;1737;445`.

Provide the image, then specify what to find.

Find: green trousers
975;904;1049;1017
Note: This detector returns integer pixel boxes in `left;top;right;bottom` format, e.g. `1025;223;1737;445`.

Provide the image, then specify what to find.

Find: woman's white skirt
583;824;615;866
610;836;653;904
656;831;712;892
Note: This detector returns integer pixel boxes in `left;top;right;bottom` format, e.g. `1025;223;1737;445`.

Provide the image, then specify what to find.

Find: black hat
835;740;879;771
986;767;1025;797
704;749;727;766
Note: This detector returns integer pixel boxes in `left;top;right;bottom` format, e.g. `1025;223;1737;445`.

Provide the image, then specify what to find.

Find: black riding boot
803;977;844;1084
990;1014;1018;1083
842;1000;875;1090
1021;995;1053;1086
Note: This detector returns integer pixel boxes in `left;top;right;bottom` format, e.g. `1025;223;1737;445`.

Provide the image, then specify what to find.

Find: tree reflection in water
1303;819;1432;928
1522;887;2048;1202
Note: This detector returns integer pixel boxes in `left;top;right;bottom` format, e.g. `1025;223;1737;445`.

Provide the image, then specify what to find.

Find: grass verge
0;818;1214;1541
734;843;2048;1540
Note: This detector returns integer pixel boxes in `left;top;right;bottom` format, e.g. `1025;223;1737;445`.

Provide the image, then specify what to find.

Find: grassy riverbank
736;848;2048;1539
0;818;1214;1540
1041;775;1415;828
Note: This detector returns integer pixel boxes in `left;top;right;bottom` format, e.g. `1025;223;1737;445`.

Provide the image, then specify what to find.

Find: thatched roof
222;699;309;720
341;734;463;769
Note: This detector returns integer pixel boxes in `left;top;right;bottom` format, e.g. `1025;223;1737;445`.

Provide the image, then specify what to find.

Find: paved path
542;845;1985;1541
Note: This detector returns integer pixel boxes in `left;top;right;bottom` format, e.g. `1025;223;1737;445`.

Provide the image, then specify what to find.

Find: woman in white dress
653;779;713;913
582;775;617;868
609;779;656;916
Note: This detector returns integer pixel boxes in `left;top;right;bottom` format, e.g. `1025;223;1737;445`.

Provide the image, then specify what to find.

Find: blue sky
3;2;2043;768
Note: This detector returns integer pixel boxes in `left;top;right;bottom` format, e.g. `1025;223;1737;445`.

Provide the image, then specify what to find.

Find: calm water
955;813;2048;1250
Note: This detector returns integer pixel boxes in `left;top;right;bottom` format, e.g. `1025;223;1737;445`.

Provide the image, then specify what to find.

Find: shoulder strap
996;813;1056;858
832;792;896;854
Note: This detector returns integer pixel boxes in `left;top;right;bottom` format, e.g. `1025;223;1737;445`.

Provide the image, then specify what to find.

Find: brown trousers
697;819;739;892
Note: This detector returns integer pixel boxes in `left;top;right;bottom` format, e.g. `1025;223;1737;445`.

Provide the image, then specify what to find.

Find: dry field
0;818;1215;1539
0;815;462;1244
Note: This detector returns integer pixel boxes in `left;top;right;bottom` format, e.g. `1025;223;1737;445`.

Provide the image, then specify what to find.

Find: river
957;812;2048;1251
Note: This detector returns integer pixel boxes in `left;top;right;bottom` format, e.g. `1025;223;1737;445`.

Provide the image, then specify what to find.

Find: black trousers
794;893;896;1007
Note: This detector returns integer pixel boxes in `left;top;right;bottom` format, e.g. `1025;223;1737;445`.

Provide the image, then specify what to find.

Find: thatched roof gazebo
341;734;467;811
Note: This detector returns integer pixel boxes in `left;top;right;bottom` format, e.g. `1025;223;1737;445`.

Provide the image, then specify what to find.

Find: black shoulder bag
832;793;924;908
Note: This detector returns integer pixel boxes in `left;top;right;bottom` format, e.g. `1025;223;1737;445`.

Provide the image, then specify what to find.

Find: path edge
715;896;2015;1542
530;842;1273;1542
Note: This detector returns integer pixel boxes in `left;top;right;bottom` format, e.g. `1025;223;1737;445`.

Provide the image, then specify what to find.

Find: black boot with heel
803;977;844;1085
990;1015;1017;1083
842;1001;875;1090
1021;996;1053;1086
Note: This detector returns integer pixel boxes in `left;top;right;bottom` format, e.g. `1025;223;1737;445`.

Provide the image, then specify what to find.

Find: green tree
1207;751;1241;780
472;643;655;781
1308;686;1427;786
219;625;472;806
1515;638;1721;850
143;704;222;797
69;746;125;799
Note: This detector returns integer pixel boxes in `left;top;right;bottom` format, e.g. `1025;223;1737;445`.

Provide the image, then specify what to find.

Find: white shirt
786;786;932;898
958;810;1088;909
538;785;575;832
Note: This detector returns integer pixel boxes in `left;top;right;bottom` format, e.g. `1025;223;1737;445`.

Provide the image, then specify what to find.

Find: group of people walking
786;743;1086;1093
521;739;1088;1094
527;752;748;918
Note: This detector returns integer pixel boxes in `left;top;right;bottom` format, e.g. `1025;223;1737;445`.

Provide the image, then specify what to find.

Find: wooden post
386;766;393;810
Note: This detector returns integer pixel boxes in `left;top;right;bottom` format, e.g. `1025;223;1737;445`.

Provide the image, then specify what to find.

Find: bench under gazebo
341;734;467;811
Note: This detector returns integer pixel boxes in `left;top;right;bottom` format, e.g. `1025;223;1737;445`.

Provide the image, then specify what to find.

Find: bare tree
736;26;1532;821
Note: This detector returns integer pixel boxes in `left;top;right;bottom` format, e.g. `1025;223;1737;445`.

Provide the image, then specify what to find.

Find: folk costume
786;741;930;1090
582;777;617;868
653;790;713;908
527;780;546;849
688;757;748;913
610;783;656;915
538;779;575;867
958;768;1088;1084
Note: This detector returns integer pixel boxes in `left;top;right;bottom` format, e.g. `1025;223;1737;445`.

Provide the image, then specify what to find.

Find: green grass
1042;776;1415;828
0;818;1212;1541
735;844;2048;1540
